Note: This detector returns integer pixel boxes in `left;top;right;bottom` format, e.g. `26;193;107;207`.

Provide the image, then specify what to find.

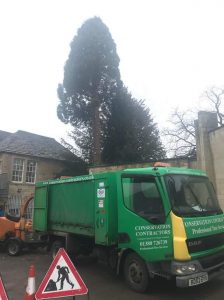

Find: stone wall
195;111;218;186
195;111;224;209
89;158;197;174
209;126;224;207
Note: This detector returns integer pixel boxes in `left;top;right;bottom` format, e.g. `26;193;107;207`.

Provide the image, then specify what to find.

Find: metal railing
0;173;9;198
5;194;34;219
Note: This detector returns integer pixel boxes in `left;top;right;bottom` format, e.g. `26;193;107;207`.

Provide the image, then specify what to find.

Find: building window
12;158;24;182
26;160;37;183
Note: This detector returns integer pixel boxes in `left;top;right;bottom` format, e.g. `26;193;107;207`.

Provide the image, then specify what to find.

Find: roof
0;130;80;162
0;130;11;142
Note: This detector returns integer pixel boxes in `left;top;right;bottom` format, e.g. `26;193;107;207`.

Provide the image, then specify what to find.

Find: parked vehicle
2;164;224;292
0;194;45;255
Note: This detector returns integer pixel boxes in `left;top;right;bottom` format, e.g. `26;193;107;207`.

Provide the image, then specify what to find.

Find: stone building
195;111;224;208
0;130;86;206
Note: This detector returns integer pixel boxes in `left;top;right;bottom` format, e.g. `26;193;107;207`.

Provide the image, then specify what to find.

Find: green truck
32;165;224;292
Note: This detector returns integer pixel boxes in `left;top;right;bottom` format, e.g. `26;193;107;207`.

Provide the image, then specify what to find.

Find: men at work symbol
44;265;74;292
56;265;74;290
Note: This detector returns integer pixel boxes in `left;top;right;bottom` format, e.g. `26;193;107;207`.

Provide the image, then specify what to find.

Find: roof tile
0;130;79;162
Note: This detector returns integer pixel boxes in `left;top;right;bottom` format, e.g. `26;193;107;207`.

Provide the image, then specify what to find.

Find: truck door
118;174;173;262
95;179;109;245
33;186;48;231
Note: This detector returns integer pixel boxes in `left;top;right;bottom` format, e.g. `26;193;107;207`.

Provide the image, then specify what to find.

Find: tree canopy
57;17;121;164
103;87;166;163
57;17;166;165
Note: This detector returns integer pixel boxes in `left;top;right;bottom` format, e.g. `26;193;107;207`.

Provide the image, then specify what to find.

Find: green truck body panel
33;166;224;267
183;214;224;259
34;173;118;245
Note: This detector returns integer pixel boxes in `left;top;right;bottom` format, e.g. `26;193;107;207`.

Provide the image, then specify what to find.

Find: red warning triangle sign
35;248;88;299
0;276;9;300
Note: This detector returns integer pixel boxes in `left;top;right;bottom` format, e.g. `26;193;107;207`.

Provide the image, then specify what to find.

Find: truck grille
186;233;224;253
199;251;224;269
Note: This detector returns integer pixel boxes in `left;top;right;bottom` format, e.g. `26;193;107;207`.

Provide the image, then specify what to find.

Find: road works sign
0;276;8;300
35;248;88;299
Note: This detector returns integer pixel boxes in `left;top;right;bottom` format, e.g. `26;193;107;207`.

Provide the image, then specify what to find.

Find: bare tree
202;86;224;126
163;86;224;158
162;108;196;158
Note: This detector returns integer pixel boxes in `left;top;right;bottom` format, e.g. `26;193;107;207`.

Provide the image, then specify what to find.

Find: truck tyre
51;240;64;259
6;238;22;256
124;252;149;293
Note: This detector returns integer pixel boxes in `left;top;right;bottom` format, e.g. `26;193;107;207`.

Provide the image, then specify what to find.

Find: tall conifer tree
57;17;166;164
57;17;121;164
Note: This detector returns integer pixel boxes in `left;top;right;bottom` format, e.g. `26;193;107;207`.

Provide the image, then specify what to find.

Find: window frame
11;158;24;183
25;160;37;184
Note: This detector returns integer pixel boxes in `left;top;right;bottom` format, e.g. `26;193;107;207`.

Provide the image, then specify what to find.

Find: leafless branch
203;86;224;126
162;108;196;158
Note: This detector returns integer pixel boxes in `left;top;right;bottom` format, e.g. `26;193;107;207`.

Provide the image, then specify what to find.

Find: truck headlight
175;264;197;275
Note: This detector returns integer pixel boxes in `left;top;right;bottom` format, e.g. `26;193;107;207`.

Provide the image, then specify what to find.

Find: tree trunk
92;96;101;165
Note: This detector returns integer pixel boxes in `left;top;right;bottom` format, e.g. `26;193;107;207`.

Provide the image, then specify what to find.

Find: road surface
1;249;224;299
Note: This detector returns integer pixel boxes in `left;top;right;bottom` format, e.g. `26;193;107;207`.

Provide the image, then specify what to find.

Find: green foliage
102;87;166;163
57;17;121;163
57;17;166;164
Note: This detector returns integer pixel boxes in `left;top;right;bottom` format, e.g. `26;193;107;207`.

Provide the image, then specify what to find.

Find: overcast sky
0;0;224;145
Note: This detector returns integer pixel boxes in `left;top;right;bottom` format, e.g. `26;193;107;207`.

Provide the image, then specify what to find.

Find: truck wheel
51;240;64;259
6;239;21;256
124;253;149;293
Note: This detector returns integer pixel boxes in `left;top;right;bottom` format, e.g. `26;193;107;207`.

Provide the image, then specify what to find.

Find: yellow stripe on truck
171;212;191;260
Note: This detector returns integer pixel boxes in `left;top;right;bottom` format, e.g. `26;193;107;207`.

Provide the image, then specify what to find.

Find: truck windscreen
164;175;223;217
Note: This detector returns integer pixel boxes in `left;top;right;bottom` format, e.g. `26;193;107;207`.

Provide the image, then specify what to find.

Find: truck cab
32;166;224;293
118;166;224;292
